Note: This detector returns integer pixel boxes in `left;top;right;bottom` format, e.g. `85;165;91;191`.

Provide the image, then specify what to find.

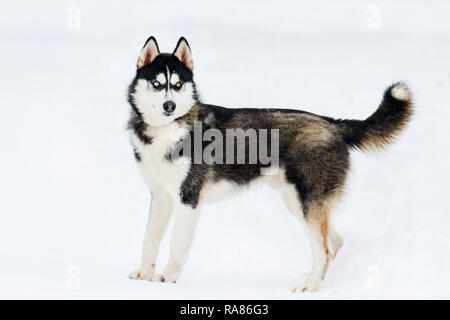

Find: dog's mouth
163;111;174;117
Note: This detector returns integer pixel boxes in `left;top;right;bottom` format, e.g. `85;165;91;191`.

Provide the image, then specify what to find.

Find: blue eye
152;81;160;88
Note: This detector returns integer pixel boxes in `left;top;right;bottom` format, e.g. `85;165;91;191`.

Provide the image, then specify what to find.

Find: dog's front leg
150;202;199;283
129;191;173;280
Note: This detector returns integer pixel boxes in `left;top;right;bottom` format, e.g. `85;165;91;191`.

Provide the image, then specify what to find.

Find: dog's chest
130;122;190;192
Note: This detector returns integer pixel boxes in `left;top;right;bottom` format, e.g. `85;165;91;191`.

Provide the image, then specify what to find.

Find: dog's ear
173;37;193;71
137;36;160;69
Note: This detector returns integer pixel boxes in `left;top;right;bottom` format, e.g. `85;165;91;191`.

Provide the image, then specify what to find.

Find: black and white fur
127;37;413;292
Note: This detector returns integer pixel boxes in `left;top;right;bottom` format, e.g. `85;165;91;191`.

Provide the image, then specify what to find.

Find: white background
1;0;450;299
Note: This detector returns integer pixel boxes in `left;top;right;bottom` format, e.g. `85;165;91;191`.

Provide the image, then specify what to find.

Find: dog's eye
151;81;161;88
175;81;182;89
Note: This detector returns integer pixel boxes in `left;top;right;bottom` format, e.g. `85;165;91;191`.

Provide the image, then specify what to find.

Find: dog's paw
149;273;178;283
128;268;154;281
291;275;321;293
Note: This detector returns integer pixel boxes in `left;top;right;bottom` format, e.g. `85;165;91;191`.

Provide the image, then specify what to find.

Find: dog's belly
199;168;289;205
199;179;239;204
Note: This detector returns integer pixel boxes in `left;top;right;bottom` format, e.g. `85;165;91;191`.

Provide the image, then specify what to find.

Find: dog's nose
163;101;176;114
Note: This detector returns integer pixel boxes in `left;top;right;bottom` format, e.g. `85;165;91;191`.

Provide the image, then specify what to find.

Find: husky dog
127;36;413;292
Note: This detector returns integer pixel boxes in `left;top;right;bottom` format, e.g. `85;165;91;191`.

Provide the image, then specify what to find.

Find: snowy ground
1;0;450;299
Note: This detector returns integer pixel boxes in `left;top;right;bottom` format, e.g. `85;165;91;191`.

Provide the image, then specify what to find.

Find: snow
1;0;450;299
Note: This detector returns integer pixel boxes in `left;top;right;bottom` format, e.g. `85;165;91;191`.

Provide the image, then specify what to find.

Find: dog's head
128;37;199;126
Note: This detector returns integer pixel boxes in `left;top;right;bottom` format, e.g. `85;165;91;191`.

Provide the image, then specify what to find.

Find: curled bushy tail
337;83;413;151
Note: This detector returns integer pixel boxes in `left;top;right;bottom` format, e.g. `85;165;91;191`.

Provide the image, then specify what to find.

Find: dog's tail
336;82;413;151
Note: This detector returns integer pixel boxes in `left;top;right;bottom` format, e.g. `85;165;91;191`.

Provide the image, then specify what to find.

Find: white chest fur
130;122;190;196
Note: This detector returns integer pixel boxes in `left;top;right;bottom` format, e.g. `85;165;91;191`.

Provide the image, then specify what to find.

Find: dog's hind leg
328;222;343;260
277;175;343;292
292;197;338;292
129;191;173;281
